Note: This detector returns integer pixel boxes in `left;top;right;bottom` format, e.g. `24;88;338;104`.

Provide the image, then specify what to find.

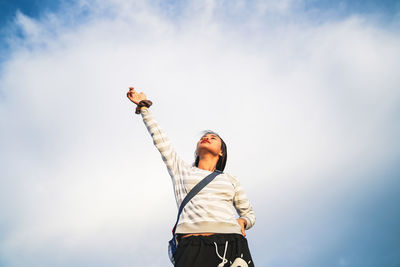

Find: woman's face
196;133;223;157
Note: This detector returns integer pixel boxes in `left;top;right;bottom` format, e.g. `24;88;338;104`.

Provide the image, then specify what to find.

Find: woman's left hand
237;218;247;237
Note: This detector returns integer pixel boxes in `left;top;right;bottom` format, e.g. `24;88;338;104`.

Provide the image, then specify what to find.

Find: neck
197;153;219;172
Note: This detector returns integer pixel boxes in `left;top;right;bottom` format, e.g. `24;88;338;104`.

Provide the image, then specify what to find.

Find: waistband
177;233;246;245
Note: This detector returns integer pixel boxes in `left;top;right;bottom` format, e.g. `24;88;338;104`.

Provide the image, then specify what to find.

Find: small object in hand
135;99;153;114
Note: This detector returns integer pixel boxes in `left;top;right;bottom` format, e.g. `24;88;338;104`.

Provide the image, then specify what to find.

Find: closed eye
201;134;219;141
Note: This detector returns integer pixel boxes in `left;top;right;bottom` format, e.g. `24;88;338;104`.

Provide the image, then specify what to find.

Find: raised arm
127;87;190;178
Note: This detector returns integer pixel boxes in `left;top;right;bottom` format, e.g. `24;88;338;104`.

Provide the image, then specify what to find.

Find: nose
200;137;209;143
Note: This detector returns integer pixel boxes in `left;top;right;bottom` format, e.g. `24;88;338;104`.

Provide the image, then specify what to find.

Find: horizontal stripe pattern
141;108;256;233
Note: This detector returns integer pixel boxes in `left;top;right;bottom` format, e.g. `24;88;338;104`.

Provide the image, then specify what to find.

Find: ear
219;151;223;156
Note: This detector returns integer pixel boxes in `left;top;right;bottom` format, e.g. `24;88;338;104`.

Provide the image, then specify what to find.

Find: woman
127;87;256;267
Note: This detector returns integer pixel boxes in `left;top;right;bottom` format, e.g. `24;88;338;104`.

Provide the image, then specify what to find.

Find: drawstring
214;241;229;267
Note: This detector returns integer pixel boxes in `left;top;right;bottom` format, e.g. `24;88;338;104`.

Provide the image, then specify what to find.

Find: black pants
174;234;254;267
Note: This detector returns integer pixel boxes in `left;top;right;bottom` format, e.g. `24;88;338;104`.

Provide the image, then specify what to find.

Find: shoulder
221;171;241;186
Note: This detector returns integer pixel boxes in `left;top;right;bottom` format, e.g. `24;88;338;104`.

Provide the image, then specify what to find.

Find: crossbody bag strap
171;169;222;235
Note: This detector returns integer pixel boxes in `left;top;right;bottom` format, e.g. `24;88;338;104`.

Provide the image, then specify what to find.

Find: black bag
168;170;222;264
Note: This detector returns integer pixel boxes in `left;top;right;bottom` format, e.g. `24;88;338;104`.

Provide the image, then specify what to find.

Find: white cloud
1;0;399;266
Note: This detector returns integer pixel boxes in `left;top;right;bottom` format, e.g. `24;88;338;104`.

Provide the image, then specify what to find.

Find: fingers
127;87;136;100
240;223;246;237
126;91;134;99
238;219;246;237
241;228;246;237
127;88;137;103
237;219;246;237
127;87;147;104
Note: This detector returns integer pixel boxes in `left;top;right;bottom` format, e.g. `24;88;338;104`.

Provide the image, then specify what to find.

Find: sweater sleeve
230;174;256;230
140;107;190;178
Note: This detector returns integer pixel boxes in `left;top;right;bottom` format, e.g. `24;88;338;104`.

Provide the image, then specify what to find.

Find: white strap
214;241;229;267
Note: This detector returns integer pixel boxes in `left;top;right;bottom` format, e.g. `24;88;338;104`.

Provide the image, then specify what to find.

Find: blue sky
0;0;399;62
0;0;399;52
0;1;400;267
0;0;60;25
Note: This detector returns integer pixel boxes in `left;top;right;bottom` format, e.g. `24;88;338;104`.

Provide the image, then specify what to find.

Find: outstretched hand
237;218;247;237
127;87;147;105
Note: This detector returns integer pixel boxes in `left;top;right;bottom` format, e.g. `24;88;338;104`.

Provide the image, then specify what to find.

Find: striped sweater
141;108;255;234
